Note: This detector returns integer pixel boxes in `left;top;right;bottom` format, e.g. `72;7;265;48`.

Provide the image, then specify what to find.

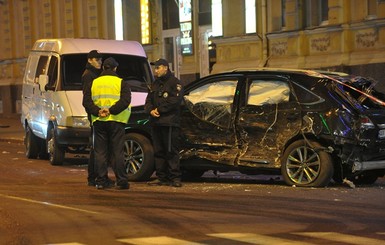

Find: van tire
124;133;154;181
25;125;39;159
48;128;65;165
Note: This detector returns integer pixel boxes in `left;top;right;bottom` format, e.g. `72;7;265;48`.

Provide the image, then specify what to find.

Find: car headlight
69;116;90;128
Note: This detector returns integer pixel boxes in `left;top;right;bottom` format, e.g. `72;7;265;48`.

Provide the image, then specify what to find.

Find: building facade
0;0;385;114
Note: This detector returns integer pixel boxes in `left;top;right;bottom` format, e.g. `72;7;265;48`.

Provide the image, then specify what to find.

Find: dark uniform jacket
82;63;101;119
83;70;131;117
144;70;183;127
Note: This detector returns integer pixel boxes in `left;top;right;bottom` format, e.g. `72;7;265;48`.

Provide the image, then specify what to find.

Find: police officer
82;50;115;187
145;58;183;187
81;50;102;186
84;57;131;190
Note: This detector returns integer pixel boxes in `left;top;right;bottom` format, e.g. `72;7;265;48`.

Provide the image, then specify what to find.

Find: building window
141;0;150;44
199;0;212;26
211;0;223;36
367;0;377;19
162;0;179;30
114;0;123;40
304;0;328;27
245;0;256;33
281;0;286;29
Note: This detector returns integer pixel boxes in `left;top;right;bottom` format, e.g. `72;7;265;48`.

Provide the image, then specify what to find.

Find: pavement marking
117;236;204;245
43;232;385;245
294;232;385;245
208;233;315;245
0;193;98;214
47;243;85;245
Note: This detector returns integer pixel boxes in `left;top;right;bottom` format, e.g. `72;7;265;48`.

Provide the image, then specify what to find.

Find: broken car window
337;76;385;109
247;80;290;105
184;80;238;128
291;81;325;105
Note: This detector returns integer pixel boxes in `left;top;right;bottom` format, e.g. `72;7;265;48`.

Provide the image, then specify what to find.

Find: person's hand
98;108;110;117
150;108;160;118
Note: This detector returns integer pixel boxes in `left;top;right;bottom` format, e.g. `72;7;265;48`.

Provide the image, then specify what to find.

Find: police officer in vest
145;58;183;187
85;57;131;190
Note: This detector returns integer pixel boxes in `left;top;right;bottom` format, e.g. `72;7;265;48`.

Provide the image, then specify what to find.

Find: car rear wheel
25;125;39;159
47;128;65;165
281;139;333;187
124;133;154;181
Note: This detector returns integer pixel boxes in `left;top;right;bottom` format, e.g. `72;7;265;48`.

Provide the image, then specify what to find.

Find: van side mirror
38;74;48;92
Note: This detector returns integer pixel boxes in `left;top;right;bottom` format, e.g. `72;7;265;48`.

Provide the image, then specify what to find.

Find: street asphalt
0;114;24;142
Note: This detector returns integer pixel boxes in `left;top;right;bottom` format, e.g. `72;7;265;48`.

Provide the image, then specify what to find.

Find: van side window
35;56;49;83
25;55;40;84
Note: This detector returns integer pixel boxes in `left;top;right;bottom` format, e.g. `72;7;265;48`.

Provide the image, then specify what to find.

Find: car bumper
353;160;385;172
56;126;90;146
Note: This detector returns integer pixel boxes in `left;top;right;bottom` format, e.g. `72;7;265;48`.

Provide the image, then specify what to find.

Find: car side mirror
38;74;49;92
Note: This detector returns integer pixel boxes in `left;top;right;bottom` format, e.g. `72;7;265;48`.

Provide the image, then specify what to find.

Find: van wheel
124;133;154;181
47;128;65;165
281;140;333;187
25;125;39;159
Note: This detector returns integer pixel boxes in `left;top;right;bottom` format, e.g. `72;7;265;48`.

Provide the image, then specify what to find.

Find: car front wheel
124;133;154;181
25;125;39;159
281;139;333;187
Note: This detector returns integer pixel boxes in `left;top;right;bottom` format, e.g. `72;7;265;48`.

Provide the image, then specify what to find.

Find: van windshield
61;54;153;92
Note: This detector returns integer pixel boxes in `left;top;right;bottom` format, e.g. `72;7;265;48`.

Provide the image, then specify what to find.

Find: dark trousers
93;121;128;186
151;125;181;181
88;126;111;183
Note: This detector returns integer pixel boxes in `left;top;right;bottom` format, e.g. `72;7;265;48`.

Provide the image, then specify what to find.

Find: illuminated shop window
245;0;256;33
114;0;123;40
141;0;150;44
211;0;223;37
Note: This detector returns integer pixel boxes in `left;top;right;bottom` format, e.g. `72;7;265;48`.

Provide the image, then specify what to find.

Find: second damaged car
124;68;385;187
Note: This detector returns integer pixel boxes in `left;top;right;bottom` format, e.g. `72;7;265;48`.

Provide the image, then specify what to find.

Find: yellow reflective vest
91;75;131;124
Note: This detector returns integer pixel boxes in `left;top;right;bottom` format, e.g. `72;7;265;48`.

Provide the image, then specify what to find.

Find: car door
181;76;241;165
31;55;50;139
40;55;60;136
236;75;302;167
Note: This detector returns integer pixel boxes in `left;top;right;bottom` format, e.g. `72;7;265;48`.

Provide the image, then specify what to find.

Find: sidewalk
0;114;24;142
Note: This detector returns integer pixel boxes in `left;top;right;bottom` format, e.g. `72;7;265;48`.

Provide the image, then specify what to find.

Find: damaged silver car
124;68;385;187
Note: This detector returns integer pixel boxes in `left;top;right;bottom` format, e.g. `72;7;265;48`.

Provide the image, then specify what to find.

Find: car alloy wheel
281;140;333;187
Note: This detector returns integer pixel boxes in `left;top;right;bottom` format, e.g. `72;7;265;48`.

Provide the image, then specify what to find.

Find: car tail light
378;124;385;139
359;116;375;130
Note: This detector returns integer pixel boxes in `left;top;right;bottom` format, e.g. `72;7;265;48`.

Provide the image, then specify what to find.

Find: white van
21;38;152;165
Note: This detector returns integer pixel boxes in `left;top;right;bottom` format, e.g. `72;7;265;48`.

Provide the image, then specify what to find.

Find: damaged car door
181;76;241;165
236;76;302;168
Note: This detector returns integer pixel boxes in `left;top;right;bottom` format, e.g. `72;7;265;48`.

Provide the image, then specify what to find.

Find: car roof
223;67;349;78
32;38;147;57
